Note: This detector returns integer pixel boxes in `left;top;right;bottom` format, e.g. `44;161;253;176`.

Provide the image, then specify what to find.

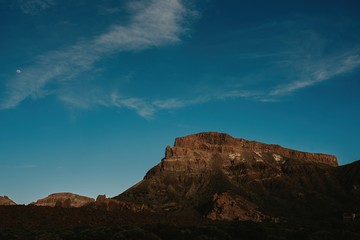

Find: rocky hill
0;196;16;206
31;193;94;208
115;132;355;222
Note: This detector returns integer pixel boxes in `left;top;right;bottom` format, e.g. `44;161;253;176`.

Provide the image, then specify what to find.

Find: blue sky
1;0;360;204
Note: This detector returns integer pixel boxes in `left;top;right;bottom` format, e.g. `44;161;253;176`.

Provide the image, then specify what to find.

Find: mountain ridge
172;132;338;167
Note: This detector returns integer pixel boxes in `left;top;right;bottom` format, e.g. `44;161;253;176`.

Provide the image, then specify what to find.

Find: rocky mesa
170;132;338;167
116;132;352;222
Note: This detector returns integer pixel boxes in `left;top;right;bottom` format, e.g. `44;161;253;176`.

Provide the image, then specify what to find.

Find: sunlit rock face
31;193;94;208
0;196;16;206
168;132;337;167
115;132;350;222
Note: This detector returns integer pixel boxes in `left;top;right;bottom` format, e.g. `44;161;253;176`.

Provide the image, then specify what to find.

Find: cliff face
169;132;338;167
0;196;16;206
31;193;94;208
145;132;337;186
116;132;346;222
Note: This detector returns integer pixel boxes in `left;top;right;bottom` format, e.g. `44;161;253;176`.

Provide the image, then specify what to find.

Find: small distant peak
32;192;94;207
0;195;16;205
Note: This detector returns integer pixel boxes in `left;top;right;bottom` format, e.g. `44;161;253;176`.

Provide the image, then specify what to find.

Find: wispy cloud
2;0;187;110
3;4;360;118
109;90;258;118
111;92;155;118
18;0;55;15
95;0;185;50
215;90;261;100
270;53;360;96
216;16;360;102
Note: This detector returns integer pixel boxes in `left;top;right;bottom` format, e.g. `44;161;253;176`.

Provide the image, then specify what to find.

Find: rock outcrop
116;132;344;222
94;194;148;212
206;192;266;222
31;193;94;208
0;196;16;206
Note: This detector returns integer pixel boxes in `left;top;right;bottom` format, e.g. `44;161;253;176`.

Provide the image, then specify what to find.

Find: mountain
31;193;94;208
115;132;356;222
1;132;360;239
0;196;16;206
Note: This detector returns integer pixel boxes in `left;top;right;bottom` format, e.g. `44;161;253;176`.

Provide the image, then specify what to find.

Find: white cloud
109;91;255;118
2;0;188;110
101;16;360;112
205;16;360;102
19;0;55;15
16;69;22;74
110;92;155;118
94;0;185;51
270;54;360;96
4;3;360;118
60;91;210;119
119;98;156;118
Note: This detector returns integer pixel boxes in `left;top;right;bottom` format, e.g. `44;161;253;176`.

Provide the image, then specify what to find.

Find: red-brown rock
31;193;94;208
0;196;16;206
116;132;343;222
207;192;266;222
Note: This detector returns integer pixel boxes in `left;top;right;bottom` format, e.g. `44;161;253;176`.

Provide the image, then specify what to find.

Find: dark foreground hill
1;132;360;239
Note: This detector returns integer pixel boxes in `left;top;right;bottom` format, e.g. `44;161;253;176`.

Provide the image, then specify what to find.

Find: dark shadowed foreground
1;205;360;240
0;205;360;240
